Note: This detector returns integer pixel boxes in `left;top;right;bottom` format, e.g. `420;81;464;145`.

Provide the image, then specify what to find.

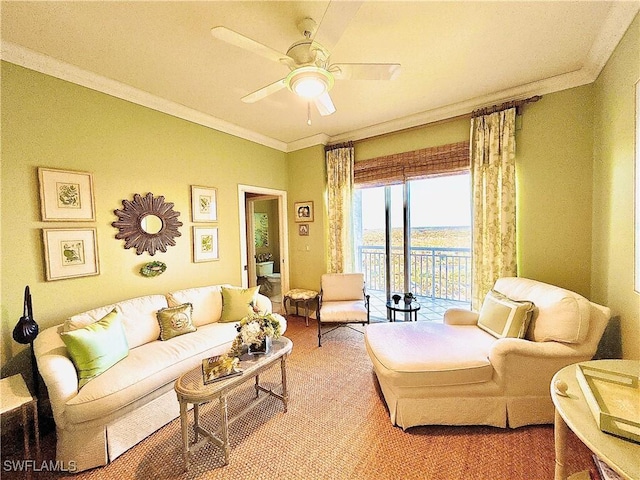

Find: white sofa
365;277;610;430
34;285;285;472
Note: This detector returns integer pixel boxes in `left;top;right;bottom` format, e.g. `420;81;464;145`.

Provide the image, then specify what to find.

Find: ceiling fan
211;6;401;120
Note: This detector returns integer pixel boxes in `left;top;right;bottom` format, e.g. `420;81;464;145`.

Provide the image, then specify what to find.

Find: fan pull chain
307;102;312;126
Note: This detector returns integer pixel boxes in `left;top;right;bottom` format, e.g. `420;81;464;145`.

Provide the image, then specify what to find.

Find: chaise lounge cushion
494;277;590;344
64;295;166;348
365;322;496;387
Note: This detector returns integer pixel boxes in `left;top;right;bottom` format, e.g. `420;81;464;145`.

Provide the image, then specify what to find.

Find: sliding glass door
354;173;471;321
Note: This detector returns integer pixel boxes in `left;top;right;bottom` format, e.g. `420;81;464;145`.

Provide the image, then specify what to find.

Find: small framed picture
191;186;217;222
38;168;95;221
294;201;314;223
43;228;100;281
298;224;309;236
193;226;219;262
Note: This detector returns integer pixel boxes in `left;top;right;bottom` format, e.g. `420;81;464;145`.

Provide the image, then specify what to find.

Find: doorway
238;185;289;313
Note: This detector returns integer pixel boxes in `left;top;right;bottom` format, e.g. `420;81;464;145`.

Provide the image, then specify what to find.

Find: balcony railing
357;245;472;302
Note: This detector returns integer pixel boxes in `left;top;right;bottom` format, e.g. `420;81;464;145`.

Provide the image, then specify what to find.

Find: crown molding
285;133;330;152
326;67;596;145
3;2;637;154
0;41;288;152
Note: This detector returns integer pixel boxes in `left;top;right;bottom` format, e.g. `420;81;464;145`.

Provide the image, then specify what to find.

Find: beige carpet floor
1;317;597;480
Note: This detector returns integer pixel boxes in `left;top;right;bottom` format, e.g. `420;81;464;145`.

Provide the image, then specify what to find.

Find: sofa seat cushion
64;295;167;349
64;322;239;424
320;301;368;323
365;322;496;387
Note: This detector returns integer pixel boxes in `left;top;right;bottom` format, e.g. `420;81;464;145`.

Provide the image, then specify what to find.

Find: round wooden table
551;359;639;480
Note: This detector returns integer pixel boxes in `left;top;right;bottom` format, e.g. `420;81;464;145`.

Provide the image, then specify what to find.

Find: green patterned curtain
470;108;518;310
326;144;354;273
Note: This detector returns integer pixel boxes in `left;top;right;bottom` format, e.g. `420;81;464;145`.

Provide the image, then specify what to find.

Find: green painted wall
355;118;470;161
592;13;640;360
516;86;595;297
286;145;326;293
1;63;287;368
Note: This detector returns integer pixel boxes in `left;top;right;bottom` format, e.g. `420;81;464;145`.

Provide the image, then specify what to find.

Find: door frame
238;185;289;295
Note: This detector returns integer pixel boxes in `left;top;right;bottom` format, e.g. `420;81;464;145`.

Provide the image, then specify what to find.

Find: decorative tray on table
576;364;640;443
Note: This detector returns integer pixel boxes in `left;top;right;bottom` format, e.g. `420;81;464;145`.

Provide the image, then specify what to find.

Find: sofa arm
33;326;79;429
255;293;272;314
444;308;479;325
489;337;590;395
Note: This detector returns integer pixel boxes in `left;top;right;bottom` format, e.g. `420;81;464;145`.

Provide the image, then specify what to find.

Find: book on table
202;355;243;385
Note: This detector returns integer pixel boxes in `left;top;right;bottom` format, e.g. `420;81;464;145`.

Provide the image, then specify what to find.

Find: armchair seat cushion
365;322;495;387
319;301;368;323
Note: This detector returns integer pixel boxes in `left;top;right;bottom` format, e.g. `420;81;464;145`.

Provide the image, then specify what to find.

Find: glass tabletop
386;300;421;312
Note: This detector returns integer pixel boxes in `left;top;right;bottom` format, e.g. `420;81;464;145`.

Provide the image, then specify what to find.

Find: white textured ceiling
2;1;638;152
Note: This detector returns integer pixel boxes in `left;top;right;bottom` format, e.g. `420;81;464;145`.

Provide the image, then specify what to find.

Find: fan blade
314;92;336;116
211;26;289;64
312;1;362;50
331;63;401;81
241;78;287;103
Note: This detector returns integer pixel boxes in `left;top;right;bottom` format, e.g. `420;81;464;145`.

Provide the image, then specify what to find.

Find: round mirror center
141;214;163;234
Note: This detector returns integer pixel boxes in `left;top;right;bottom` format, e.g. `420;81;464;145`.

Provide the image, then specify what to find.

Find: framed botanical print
38;168;95;221
43;228;100;281
294;201;314;222
191;186;217;222
193;226;219;262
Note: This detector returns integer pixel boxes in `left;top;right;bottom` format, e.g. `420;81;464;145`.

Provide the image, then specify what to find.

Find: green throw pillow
61;309;129;388
156;303;196;341
220;286;260;322
477;290;534;339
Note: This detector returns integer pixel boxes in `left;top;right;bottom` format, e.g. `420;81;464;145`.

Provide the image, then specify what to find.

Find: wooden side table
283;289;318;327
551;360;639;480
0;374;40;459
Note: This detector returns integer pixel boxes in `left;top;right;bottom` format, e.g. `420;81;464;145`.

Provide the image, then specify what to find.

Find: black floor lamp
12;286;40;399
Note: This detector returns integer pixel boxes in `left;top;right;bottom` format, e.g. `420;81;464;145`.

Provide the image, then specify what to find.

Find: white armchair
317;273;370;347
365;277;611;429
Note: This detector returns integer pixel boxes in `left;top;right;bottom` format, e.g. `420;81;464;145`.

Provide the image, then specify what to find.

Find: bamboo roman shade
354;141;470;188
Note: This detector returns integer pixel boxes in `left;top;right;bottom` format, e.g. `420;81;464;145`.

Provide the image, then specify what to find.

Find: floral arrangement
228;312;284;357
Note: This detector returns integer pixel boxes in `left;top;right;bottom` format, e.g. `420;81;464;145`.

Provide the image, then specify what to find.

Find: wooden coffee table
174;337;293;469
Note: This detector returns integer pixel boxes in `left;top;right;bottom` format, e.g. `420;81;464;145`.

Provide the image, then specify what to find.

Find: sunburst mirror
112;192;182;255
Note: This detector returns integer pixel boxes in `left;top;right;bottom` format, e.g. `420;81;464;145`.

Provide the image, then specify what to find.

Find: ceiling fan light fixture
286;66;334;99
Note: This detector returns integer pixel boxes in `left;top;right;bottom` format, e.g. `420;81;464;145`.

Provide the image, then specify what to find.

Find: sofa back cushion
321;273;365;302
64;294;166;349
167;285;228;326
493;277;590;344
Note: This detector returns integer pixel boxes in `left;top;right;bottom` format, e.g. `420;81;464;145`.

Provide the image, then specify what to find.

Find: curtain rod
325;141;353;152
327;95;542;147
471;95;542;118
